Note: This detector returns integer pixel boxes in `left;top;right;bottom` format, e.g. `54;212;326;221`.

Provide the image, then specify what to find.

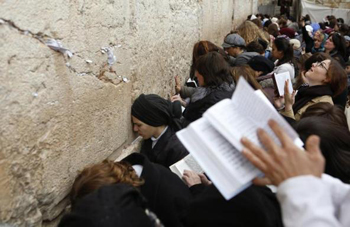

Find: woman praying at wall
182;52;235;125
131;94;188;167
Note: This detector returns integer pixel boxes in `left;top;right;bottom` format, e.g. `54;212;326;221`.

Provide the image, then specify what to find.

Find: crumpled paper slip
0;19;5;24
45;39;73;58
101;47;116;66
122;77;129;83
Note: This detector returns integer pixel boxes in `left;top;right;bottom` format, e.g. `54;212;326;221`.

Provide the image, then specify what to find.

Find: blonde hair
237;21;269;45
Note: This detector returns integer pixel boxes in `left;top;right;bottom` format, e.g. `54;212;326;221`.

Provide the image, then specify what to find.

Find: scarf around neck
293;84;333;113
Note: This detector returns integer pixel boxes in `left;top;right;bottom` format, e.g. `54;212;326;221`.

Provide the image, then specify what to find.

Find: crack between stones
0;18;52;44
1;18;124;87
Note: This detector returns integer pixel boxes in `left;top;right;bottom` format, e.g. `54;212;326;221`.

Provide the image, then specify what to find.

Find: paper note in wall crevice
45;39;73;58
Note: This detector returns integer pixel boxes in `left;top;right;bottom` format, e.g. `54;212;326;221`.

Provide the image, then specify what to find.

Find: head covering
287;22;299;32
289;39;301;49
344;35;350;42
59;184;163;227
132;94;182;131
279;27;296;38
271;17;278;24
250;14;257;20
311;23;320;34
222;34;246;48
248;56;274;75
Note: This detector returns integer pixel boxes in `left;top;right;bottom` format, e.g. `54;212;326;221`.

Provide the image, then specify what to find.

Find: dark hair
329;18;338;29
303;52;328;72
246;40;265;54
278;18;287;27
295;117;350;183
326;57;348;96
273;37;294;66
328;33;347;60
339;24;349;36
301;102;348;127
267;23;279;37
195;52;233;87
70;160;144;207
337;18;344;25
263;20;272;30
190;41;228;79
319;22;326;30
258;38;268;50
251;18;263;29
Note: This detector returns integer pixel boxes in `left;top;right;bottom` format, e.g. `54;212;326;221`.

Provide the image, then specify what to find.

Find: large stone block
0;0;257;226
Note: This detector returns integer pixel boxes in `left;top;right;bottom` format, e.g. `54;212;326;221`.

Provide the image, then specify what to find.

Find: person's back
184;184;283;227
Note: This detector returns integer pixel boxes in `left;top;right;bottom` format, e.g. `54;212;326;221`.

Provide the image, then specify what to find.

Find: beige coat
280;95;333;121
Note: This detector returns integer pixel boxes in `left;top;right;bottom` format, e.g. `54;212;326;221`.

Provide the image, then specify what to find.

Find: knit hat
222;34;246;48
248;56;274;75
58;184;163;227
132;94;182;131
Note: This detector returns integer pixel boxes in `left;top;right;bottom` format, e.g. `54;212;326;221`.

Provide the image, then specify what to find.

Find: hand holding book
241;120;325;186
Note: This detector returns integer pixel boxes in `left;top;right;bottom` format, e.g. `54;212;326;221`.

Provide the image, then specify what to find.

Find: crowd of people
59;13;350;227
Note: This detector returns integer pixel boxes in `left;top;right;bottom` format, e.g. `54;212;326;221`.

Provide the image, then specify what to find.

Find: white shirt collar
151;126;169;148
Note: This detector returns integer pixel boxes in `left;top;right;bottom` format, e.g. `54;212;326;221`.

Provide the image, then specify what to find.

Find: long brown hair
326;58;347;96
230;65;264;91
70;160;144;207
237;21;269;45
190;41;228;79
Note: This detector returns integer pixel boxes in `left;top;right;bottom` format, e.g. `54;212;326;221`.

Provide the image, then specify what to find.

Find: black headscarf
131;94;183;131
293;85;333;113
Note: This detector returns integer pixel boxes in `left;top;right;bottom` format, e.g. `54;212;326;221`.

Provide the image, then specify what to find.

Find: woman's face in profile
132;116;157;139
195;71;205;87
325;37;335;51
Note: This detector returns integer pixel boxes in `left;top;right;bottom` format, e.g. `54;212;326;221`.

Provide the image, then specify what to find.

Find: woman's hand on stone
175;75;181;94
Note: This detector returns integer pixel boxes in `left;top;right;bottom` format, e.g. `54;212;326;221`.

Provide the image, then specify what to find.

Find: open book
273;71;293;96
169;154;204;179
176;78;303;200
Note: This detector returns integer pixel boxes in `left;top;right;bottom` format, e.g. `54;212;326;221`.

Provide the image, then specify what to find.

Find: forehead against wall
0;0;262;226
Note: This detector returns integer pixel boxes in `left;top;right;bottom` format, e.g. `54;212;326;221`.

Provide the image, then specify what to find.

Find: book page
183;154;203;174
204;77;300;151
177;128;236;197
190;118;261;185
169;154;203;178
274;72;293;96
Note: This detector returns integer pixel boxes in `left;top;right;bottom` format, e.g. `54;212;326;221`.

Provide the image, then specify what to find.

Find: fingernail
241;137;247;143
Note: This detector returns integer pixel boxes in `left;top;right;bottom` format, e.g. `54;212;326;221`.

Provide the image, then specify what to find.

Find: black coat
184;184;283;227
140;127;188;167
123;153;192;227
183;89;233;125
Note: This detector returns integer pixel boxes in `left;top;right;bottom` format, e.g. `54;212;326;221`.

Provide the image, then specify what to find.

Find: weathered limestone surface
0;0;258;226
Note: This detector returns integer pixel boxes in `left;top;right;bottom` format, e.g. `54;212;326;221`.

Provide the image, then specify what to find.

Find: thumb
305;135;322;156
284;80;290;95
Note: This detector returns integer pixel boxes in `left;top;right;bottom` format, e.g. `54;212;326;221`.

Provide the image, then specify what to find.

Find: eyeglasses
314;61;329;71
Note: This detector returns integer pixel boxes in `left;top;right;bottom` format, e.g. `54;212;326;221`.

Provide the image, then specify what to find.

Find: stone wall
0;0;258;226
